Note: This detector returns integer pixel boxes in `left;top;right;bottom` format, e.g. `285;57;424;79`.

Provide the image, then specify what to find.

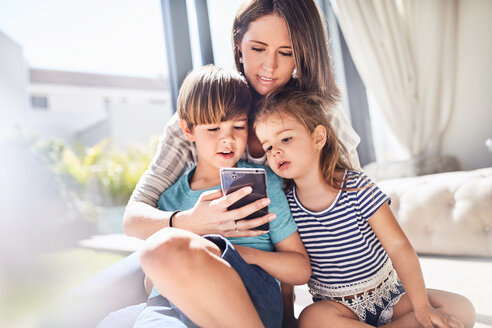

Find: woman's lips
257;75;276;84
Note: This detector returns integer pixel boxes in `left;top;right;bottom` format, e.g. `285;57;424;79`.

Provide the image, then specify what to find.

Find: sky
0;0;168;77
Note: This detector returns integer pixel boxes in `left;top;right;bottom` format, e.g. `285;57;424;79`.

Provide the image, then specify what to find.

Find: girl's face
255;113;322;181
238;14;296;96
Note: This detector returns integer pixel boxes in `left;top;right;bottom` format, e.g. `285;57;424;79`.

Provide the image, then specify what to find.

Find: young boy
133;65;310;328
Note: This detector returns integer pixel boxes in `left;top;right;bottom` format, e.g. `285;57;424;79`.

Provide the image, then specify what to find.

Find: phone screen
220;168;269;231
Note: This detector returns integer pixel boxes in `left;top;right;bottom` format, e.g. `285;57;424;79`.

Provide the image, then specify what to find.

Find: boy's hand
173;187;276;237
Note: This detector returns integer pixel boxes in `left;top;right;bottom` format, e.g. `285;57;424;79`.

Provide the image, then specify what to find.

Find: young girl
124;0;360;241
254;88;476;328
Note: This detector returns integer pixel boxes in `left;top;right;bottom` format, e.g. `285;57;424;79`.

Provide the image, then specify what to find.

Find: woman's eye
281;137;292;143
279;51;293;57
251;47;265;52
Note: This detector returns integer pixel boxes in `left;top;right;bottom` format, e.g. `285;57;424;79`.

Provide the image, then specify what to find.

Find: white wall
442;0;492;170
0;30;28;135
27;83;171;146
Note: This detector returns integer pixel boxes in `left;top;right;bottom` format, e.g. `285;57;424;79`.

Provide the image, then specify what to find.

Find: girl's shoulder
343;170;376;190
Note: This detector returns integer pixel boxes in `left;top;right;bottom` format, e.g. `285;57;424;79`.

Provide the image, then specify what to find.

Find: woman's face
238;14;296;96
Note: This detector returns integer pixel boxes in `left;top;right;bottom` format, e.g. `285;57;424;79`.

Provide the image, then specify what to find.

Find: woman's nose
262;52;277;72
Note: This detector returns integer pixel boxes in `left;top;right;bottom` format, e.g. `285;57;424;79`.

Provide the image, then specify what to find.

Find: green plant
57;138;158;205
1;129;158;206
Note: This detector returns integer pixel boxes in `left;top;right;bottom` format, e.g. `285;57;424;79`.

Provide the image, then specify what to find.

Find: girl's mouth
278;161;289;169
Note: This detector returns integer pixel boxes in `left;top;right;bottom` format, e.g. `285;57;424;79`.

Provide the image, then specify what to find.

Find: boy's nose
220;131;235;143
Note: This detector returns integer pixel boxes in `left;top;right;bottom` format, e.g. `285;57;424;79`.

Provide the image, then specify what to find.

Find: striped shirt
130;103;361;206
286;170;393;298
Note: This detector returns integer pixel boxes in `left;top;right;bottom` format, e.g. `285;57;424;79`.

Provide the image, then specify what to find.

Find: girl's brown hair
255;87;353;189
177;65;251;130
232;0;340;103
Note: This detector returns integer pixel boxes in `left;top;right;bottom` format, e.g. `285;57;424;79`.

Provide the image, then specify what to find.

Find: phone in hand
220;167;269;231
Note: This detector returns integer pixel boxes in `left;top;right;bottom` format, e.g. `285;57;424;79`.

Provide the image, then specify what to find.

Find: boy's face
183;115;248;172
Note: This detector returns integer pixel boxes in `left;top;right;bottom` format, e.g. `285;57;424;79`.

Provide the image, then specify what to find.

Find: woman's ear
180;119;195;142
313;125;327;150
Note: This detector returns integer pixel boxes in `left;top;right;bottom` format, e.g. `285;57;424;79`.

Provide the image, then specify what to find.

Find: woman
123;0;360;241
93;1;360;327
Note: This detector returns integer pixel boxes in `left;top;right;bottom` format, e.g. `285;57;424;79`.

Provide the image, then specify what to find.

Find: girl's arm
235;231;311;286
369;203;454;327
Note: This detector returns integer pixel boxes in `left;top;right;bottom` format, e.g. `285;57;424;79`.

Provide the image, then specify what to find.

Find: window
31;95;48;110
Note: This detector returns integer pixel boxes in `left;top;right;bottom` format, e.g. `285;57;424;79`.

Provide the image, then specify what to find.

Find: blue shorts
312;269;405;327
134;234;282;328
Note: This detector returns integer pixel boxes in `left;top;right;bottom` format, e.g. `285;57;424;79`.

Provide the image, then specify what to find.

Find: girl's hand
414;305;464;328
174;186;275;237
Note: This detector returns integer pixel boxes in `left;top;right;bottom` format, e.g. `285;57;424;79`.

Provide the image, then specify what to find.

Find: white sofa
377;167;492;257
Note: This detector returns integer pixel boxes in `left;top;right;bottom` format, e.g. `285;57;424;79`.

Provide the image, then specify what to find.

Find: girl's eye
208;127;219;132
279;51;293;57
234;125;246;130
281;137;292;143
251;47;265;52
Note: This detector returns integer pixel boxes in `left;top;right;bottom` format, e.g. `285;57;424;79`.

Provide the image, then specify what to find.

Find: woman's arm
326;103;361;169
369;203;455;327
235;231;311;286
123;115;274;240
124;189;277;240
123;114;194;238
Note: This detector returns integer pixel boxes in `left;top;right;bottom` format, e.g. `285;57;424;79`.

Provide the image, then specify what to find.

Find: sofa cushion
377;167;492;257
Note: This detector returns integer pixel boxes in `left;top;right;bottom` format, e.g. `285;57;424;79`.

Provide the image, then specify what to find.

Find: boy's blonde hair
177;65;251;130
255;87;353;190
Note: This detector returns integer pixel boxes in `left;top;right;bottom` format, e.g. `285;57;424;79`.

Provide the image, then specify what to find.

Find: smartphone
220;167;269;231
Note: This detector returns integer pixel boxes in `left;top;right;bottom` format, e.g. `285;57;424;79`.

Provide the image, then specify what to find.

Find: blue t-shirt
157;160;297;252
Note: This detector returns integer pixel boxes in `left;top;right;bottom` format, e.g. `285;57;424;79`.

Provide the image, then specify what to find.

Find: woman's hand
174;186;276;237
414;305;464;328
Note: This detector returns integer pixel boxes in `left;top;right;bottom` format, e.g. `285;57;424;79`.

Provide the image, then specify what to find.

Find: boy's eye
234;125;246;130
281;137;292;143
264;145;273;152
207;127;219;132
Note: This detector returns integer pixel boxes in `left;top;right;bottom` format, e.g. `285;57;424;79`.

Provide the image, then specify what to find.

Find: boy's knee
140;230;221;281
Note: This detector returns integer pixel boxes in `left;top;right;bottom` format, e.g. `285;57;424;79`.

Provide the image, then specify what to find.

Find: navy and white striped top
287;170;393;298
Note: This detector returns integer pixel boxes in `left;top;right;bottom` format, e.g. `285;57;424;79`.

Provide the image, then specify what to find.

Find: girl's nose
273;146;282;156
